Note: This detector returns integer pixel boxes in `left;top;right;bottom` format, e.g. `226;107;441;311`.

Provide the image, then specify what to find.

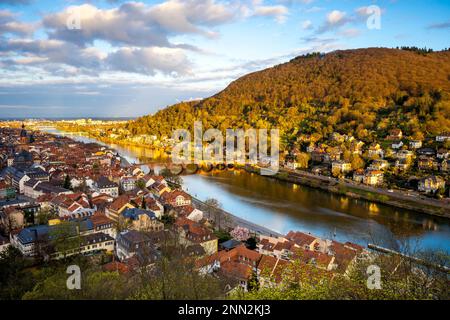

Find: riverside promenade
191;197;282;238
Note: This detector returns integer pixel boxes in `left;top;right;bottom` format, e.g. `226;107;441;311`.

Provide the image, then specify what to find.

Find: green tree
63;175;72;190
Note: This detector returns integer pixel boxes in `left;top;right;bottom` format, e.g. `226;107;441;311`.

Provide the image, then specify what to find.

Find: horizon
1;0;450;118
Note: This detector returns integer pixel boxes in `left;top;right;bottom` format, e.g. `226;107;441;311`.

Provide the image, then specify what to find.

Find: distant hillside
126;48;450;146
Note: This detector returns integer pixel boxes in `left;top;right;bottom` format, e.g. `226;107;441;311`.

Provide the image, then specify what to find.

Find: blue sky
0;0;449;118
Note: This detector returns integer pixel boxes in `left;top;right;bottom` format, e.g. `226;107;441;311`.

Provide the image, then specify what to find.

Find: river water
43;128;450;253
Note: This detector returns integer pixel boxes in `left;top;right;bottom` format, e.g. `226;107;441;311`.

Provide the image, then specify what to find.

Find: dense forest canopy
126;48;450;147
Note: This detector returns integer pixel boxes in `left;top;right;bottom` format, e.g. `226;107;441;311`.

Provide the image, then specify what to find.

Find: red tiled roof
286;231;316;246
108;195;133;212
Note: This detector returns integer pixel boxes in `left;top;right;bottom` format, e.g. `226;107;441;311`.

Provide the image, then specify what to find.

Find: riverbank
40;126;450;219
241;164;450;219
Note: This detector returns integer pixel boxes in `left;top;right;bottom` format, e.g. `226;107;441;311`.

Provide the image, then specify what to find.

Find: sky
0;0;449;119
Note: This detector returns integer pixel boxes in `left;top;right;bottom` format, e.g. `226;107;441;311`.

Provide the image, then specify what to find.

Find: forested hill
126;47;450;145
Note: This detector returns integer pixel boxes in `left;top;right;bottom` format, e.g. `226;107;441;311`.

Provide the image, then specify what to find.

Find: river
42;128;450;253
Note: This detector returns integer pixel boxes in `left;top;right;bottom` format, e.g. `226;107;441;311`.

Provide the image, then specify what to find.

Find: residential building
363;170;384;186
409;140;422;149
161;190;192;207
331;160;351;174
105;195;135;222
197;245;262;291
116;230;159;264
285;231;317;251
436;133;450;142
96;176;119;198
387;129;403;141
120;176;137;192
417;156;439;171
367;143;384;159
418;176;446;194
369;159;389;171
174;217;218;255
121;208;164;232
391;141;404;150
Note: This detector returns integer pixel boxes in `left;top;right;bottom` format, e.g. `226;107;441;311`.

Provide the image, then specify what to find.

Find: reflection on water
44;129;450;252
182;170;450;252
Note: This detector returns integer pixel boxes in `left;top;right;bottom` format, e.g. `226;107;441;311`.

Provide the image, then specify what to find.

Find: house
90;213;116;239
115;230;159;264
367;143;384;159
142;175;167;188
349;141;364;155
120;176;137;192
161;190;192;207
96;176;119;198
50;232;114;260
6;167;49;194
387;129;403;141
291;247;336;271
352;169;365;183
436;133;450;142
51;193;93;218
391;141;404;150
437;149;449;160
328;241;364;273
331;160;351;174
197;245;262;291
151;182;171;196
23;179;71;199
256;254;291;287
418;176;446;194
121;208;164;232
396;150;414;160
105;195;135;222
257;236;298;260
369;159;389;171
285;231;317;251
417;156;439;171
176;205;204;222
11;225;49;257
174;217;218;255
285;161;300;170
363;170;384;186
90;194;114;212
142;197;164;219
409;140;422;149
11;223;114;258
310;150;326;163
395;159;410;171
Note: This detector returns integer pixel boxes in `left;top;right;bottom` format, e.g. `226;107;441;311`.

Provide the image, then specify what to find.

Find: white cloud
301;20;313;30
327;10;346;25
42;1;238;48
107;47;192;76
0;9;35;36
253;5;289;23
